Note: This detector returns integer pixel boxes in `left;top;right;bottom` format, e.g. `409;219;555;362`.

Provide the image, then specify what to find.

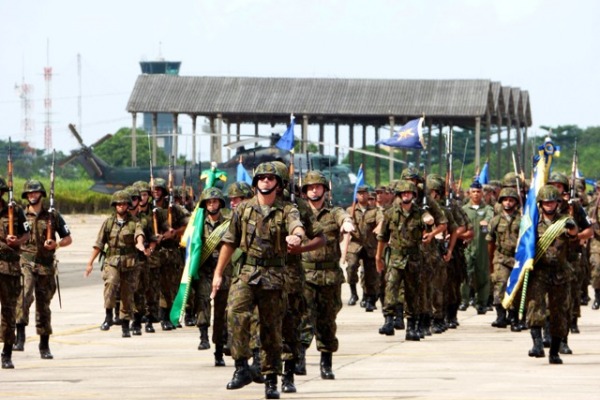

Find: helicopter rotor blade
68;123;85;147
90;134;113;148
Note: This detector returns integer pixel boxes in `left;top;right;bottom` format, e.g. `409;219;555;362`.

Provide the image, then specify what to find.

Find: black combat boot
113;301;122;325
405;318;420;341
528;327;545;358
378;315;395;336
508;310;521;332
13;323;25;351
250;347;265;383
295;344;307;375
1;344;14;369
570;317;580;334
160;307;174;331
131;313;142;336
198;327;210;350
214;343;226;367
432;318;445;334
121;319;131;338
491;305;508;328
145;321;155;333
447;303;459;328
559;337;573;355
281;359;297;393
364;296;376;312
542;319;551;348
394;304;405;330
184;309;196;326
320;352;335;380
265;373;280;399
226;358;253;389
549;336;563;364
39;334;54;359
100;308;113;331
348;284;359;306
592;289;600;310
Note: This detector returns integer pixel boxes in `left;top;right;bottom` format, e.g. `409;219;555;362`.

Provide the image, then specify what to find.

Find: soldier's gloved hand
565;218;577;230
341;220;355;233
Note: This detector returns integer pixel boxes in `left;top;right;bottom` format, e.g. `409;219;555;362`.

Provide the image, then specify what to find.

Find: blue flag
276;114;295;151
376;117;425;149
477;161;489;185
352;165;365;202
502;138;558;310
237;163;252;185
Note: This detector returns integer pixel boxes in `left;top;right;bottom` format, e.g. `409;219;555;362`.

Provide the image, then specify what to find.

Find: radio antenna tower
15;70;34;144
43;38;53;151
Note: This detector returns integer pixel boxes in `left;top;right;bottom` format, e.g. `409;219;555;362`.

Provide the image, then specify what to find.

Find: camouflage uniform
0;195;29;368
223;195;303;375
588;196;600;308
17;206;70;335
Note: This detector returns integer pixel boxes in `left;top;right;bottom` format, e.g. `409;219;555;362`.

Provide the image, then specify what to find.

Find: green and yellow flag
170;163;227;325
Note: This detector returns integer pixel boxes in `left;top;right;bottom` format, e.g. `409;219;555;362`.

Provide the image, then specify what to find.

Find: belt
245;255;285;267
390;247;419;257
302;261;338;270
497;248;515;257
108;248;136;256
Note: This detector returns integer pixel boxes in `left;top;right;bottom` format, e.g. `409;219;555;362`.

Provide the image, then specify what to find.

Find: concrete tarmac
2;214;600;399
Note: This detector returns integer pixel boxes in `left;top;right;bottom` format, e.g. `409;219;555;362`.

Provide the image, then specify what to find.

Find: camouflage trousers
491;263;511;306
431;260;448;319
589;251;600;289
194;272;213;327
16;262;57;335
227;279;285;375
568;257;583;319
346;249;379;298
144;266;161;321
445;255;464;307
300;282;341;353
133;262;148;315
382;256;423;318
158;247;183;309
526;267;570;338
102;265;135;320
0;273;22;345
282;290;306;360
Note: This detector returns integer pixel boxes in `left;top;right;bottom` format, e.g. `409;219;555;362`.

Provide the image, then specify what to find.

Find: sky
1;0;599;162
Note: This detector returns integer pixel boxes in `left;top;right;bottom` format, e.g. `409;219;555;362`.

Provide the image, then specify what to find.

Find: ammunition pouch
245;255;285;267
231;249;246;277
302;261;338;270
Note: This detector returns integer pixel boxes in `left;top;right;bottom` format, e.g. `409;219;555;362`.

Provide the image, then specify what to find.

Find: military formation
3;149;600;399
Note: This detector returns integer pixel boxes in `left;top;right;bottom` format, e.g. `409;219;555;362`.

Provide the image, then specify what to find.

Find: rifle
298;157;303;189
182;160;187;207
457;138;469;198
511;152;524;212
289;153;296;203
570;138;578;201
147;133;159;236
306;150;311;171
7;137;14;235
46;150;56;242
328;155;334;207
168;155;175;227
445;130;454;208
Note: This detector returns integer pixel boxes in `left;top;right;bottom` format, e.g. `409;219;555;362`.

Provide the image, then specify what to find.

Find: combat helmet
124;185;141;200
251;162;283;188
547;172;569;192
199;187;226;209
498;187;520;202
272;161;290;184
21;179;47;199
426;174;445;193
153;178;167;191
227;182;253;199
132;180;152;194
537;185;561;203
111;190;132;206
502;172;520;188
395;180;418;196
301;170;329;193
401;167;423;183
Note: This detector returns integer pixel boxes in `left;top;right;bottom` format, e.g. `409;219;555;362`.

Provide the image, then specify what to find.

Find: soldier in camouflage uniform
84;190;147;338
297;171;354;386
526;185;579;365
587;179;600;310
151;178;189;331
211;162;305;399
486;187;521;330
0;176;30;369
194;187;232;367
375;180;447;341
14;180;72;359
345;185;382;311
547;172;593;352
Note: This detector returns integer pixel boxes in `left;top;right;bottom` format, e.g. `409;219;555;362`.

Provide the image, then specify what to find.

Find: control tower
139;59;181;157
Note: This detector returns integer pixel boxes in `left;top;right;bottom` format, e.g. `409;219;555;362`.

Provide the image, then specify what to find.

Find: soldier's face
541;200;559;215
230;196;242;209
400;191;414;204
470;189;482;203
502;197;517;211
140;192;150;206
305;184;325;201
256;174;278;191
205;198;221;214
356;191;369;205
115;202;129;216
27;191;43;205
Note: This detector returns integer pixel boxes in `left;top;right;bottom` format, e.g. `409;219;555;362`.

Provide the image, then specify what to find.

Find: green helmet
227;182;253;199
502;172;520;188
302;170;329;193
0;177;8;191
547;172;569;191
199;187;226;209
153;178;167;191
21;179;47;199
111;190;132;206
272;161;290;184
537;185;561;203
395;180;418;196
426;174;445;192
124;185;141;199
252;162;282;188
401;167;423;183
133;180;151;194
498;187;519;202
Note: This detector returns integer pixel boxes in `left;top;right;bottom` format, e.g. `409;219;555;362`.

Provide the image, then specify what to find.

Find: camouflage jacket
94;212;145;269
0;199;29;275
346;203;382;256
486;211;521;268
